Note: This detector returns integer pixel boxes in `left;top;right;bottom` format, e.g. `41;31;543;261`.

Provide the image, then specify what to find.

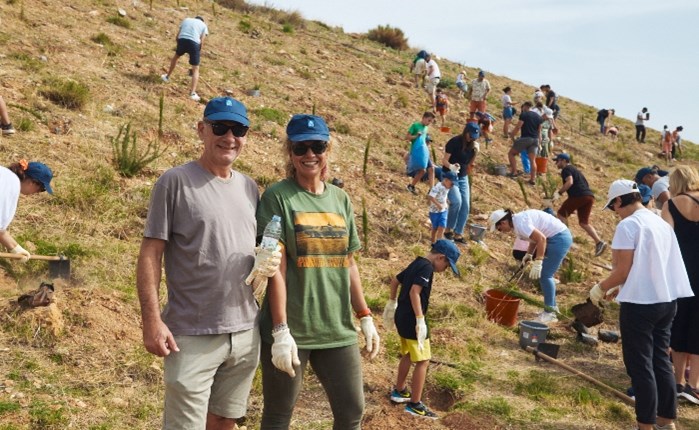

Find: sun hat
203;97;249;126
432;239;461;276
286;114;330;142
25;162;54;194
488;209;508;232
604;179;640;210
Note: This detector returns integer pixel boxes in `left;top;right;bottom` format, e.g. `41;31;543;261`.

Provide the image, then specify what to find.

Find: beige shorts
425;77;440;94
163;328;260;427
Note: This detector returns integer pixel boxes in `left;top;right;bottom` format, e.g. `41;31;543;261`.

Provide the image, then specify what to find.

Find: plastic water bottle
260;215;282;251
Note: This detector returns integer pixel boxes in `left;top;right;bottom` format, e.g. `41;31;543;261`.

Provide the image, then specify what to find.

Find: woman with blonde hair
661;165;699;405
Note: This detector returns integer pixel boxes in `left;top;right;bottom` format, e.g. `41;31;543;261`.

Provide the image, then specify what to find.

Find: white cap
488;209;508;232
604;179;640;210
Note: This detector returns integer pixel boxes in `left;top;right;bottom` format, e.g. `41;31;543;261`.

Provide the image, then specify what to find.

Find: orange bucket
485;289;520;327
535;156;548;174
440;126;451;133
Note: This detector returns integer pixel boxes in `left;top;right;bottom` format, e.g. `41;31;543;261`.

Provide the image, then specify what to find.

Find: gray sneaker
161;74;169;82
594;241;607;257
1;123;16;135
190;92;201;102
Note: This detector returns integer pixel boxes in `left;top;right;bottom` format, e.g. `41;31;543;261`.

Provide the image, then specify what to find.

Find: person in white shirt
427;171;456;243
424;54;441;110
161;16;209;102
636;167;671;210
489;208;572;323
590;179;692;430
455;70;467;98
635;107;649;143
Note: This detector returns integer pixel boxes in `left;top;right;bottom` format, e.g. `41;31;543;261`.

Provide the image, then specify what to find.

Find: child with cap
427;170;457;244
382;239;461;419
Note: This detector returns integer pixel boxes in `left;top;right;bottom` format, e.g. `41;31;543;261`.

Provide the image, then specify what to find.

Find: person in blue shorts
161;16;209;102
427;171;456;243
382;240;461;420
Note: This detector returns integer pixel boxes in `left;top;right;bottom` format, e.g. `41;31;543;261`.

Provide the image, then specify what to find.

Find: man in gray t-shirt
136;97;277;429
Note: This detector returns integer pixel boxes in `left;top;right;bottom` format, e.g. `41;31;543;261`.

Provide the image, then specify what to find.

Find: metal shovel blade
48;256;71;280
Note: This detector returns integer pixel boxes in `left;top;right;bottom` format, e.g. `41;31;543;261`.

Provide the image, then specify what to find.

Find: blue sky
248;0;698;143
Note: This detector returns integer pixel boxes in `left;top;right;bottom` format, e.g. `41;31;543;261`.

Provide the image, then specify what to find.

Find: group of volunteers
2;26;697;430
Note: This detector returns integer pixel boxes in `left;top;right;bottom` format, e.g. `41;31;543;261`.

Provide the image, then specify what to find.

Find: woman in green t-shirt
256;114;380;429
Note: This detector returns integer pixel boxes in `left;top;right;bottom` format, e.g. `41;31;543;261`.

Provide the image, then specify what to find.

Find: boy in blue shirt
382;240;461;419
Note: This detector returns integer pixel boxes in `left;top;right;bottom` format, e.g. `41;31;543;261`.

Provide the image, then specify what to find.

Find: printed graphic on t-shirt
294;211;349;267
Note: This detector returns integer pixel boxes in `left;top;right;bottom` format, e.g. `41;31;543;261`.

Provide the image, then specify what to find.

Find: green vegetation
106;15;130;29
15;116;34;132
367;25;408;50
39;78;90;110
9;52;44;72
252;107;286;125
111;123;164;177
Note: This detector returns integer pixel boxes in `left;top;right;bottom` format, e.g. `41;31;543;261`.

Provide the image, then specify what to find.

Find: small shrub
217;0;254;13
252;107;286;125
91;32;112;45
112;123;164;177
106;15;131;29
238;19;251;33
29;400;68;428
363;138;371;177
0;401;20;414
335;122;351;135
282;23;293;34
8;52;44;72
297;69;313;80
437;77;455;89
15;117;34;132
39;78;90;110
367;25;409;50
469;245;488;266
560;257;584;284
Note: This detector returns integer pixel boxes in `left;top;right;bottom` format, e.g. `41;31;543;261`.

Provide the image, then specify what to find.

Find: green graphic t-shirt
257;179;361;348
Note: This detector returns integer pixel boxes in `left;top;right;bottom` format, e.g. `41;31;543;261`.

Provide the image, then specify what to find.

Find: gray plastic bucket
519;320;550;349
494;164;508;176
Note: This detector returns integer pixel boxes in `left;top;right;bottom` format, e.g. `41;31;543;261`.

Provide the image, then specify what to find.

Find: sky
247;0;698;143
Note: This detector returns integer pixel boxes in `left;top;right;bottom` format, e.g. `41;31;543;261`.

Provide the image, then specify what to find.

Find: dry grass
0;0;698;429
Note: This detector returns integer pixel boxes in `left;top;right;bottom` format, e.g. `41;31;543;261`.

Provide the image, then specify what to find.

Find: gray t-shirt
144;161;259;335
652;176;670;209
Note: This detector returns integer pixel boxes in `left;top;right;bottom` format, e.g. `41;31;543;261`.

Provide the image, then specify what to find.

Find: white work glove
382;299;397;329
448;163;460;174
271;327;300;378
416;316;427;351
553;191;561;201
245;244;282;298
10;244;30;263
473;141;481;152
529;260;543;280
590;283;619;307
360;316;380;359
522;253;534;265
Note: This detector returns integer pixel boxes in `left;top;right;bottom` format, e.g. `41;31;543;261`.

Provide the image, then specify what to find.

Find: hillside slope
1;1;698;429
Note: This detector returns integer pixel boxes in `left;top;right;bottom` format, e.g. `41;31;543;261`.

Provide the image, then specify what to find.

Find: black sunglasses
206;121;249;137
291;141;328;156
606;198;617;210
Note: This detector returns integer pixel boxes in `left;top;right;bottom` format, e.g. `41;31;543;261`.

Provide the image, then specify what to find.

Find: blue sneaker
405;401;438;419
389;387;411;403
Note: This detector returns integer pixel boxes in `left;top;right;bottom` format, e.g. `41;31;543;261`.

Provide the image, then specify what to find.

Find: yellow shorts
399;336;431;362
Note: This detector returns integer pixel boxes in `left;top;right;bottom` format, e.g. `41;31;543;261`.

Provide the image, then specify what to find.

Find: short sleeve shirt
652;176;670;208
143;161;260;335
394;257;434;339
470;79;491;101
428;182;449;213
611;208;693;304
408;122;427;148
512;209;568;242
444;136;477;177
561;165;593;197
178;17;209;44
0;167;20;231
256;179;362;348
518;111;544;138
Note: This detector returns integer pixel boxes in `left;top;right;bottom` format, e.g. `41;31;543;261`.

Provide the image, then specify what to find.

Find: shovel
525;346;635;406
0;252;71;279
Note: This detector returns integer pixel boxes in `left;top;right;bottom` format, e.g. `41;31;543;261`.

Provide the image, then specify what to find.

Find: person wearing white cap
488;208;572;323
589;179;693;430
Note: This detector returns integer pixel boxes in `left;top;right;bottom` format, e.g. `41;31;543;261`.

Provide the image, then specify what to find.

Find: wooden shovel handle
0;252;66;261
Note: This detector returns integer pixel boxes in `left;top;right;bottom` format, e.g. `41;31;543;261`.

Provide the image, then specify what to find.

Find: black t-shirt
394;257;434;340
444;136;477;177
546;90;558;108
597;109;608;122
561;165;593;197
519;111;543;139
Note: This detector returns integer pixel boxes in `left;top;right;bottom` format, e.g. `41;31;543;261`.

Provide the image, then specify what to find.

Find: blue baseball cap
442;170;458;182
553;153;570;162
286;114;330;142
25;161;54;194
478;70;485;77
203;97;249;126
432;239;461;276
634;167;654;184
638;183;652;205
464;122;480;139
